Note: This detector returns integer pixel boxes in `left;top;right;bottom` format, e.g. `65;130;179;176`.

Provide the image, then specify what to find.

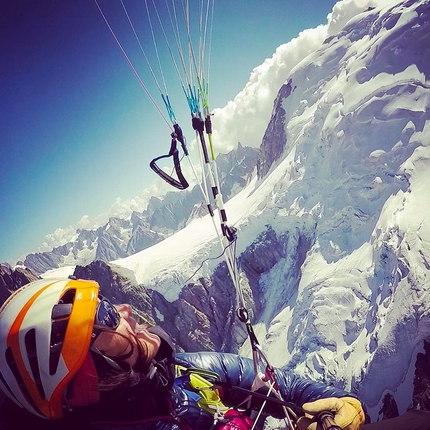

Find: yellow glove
296;397;365;430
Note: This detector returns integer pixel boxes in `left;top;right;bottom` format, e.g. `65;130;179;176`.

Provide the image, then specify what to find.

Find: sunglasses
90;296;121;344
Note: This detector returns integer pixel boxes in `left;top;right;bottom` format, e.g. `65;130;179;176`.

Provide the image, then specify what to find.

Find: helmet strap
90;346;128;372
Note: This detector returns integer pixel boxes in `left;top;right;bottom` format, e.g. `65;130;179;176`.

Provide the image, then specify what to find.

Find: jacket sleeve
175;352;354;413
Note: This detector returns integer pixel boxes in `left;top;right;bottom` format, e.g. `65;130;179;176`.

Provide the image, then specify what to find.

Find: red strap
69;352;100;407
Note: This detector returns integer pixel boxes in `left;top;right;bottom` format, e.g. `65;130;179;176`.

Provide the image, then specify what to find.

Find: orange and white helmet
0;278;99;419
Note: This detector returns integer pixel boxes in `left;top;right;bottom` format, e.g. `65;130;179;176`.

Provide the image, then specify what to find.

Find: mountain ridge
21;144;259;274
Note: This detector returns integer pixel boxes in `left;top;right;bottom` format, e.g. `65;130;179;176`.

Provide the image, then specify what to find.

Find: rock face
257;81;293;179
72;260;241;353
0;263;39;306
23;243;74;275
413;341;430;411
377;340;430;418
239;220;315;322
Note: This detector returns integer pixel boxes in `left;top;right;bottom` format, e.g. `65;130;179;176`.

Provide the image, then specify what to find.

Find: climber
0;278;365;430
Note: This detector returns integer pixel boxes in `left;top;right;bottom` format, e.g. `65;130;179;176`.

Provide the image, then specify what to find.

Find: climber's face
93;303;161;367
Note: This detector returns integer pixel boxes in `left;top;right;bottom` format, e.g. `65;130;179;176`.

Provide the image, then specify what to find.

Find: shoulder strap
146;326;176;390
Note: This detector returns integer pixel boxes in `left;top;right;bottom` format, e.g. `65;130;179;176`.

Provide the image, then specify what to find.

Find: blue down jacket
90;352;354;430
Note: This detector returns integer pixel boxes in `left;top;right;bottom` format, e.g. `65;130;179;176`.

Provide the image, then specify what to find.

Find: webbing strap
150;136;189;190
175;366;230;417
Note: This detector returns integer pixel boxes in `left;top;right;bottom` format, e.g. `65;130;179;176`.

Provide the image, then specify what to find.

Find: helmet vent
49;290;75;375
49;319;69;375
24;328;46;400
5;346;39;412
0;367;19;404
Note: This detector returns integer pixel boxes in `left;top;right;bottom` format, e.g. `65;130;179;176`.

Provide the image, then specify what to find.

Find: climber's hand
296;396;365;430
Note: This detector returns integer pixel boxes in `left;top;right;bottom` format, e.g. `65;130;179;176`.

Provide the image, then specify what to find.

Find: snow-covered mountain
2;0;430;424
21;144;258;274
100;0;429;420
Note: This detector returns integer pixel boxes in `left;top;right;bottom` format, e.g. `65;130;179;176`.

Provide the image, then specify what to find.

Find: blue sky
0;0;339;264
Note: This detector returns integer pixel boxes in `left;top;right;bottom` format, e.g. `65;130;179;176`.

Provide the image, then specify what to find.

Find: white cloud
77;215;92;229
39;226;76;251
212;26;329;152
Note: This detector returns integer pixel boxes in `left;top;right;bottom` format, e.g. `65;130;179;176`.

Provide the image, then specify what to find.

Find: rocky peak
0;263;39;307
256;80;293;179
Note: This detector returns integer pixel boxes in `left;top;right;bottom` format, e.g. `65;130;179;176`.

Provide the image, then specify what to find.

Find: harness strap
175;365;232;428
150;134;189;190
